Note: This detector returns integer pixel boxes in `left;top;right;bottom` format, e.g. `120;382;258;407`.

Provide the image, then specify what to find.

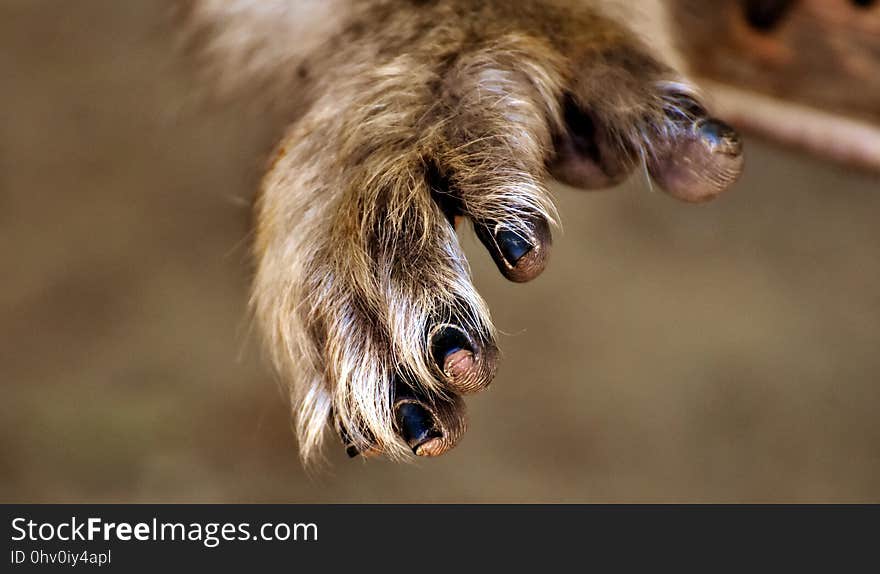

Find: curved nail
648;117;744;203
697;118;743;157
496;228;534;266
475;217;552;283
393;381;466;457
395;401;443;455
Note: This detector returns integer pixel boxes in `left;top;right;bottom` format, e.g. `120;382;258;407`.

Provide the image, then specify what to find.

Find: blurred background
1;0;878;502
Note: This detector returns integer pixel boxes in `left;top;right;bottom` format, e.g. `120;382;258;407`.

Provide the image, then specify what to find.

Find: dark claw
395;402;443;454
474;217;551;283
392;380;466;457
495;228;534;266
696;118;743;157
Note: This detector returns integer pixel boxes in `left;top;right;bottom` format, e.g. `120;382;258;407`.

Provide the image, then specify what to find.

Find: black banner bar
3;505;876;570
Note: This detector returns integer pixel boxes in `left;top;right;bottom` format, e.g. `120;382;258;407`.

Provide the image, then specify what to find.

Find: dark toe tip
495;228;534;266
392;382;466;458
648;117;744;203
504;218;552;283
697;118;743;157
476;217;552;283
395;401;443;455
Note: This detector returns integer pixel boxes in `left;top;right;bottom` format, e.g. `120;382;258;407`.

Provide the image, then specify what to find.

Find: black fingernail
395;402;442;453
430;325;473;370
496;228;534;266
698;119;742;156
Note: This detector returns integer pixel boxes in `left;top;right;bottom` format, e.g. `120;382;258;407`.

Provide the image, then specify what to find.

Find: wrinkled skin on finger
343;379;466;458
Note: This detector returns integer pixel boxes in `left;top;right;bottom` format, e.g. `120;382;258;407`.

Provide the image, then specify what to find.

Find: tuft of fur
180;0;700;464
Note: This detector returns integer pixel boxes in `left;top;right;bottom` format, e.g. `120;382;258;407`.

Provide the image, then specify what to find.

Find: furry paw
250;0;743;463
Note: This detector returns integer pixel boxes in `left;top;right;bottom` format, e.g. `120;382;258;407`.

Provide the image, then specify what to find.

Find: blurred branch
673;0;880;171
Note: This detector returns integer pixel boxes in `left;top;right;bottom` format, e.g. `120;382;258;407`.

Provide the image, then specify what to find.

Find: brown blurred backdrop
1;0;879;502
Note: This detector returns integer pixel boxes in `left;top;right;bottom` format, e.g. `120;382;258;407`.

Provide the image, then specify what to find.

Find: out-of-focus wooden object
670;0;880;171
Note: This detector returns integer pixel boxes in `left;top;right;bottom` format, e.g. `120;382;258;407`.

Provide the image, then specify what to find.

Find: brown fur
179;0;742;464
